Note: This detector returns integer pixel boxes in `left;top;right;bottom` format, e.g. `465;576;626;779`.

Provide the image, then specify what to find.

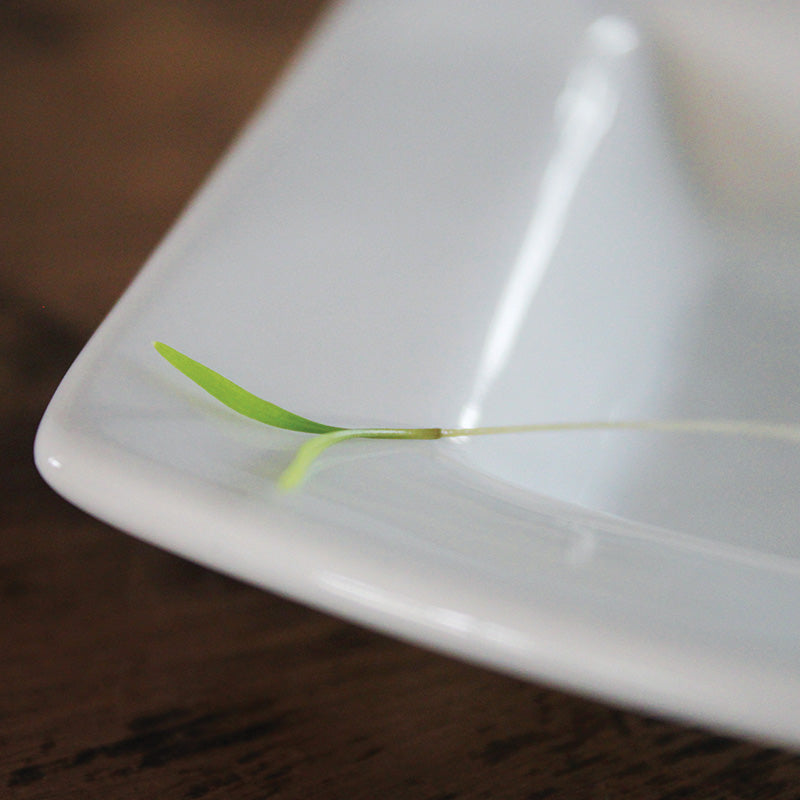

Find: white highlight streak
459;17;639;428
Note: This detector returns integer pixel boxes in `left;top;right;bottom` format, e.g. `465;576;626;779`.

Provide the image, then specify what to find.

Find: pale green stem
279;418;800;489
440;419;800;441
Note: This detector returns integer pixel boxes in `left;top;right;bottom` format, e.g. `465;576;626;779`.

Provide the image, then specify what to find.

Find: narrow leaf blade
277;427;442;490
278;429;362;490
154;342;341;434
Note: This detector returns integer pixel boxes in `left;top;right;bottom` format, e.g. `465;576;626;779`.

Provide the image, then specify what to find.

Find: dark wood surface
3;2;800;797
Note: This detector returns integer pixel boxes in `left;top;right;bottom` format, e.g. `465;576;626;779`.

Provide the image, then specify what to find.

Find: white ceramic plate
36;0;800;746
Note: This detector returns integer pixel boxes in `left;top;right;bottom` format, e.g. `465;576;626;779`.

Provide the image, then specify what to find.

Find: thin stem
279;419;800;488
440;419;800;441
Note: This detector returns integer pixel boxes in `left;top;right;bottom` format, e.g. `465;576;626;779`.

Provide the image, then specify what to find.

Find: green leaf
153;341;341;434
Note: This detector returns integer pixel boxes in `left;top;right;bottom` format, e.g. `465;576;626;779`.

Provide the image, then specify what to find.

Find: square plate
36;0;800;746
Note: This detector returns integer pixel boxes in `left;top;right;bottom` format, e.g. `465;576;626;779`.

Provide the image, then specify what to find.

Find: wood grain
3;2;800;797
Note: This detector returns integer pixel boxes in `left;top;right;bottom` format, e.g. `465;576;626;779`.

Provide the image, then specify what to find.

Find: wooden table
3;3;800;797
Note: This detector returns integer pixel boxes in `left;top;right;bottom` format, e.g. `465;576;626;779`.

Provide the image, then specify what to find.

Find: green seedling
154;341;800;490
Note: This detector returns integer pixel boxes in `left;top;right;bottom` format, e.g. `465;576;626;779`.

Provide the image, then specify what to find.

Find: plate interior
35;0;800;746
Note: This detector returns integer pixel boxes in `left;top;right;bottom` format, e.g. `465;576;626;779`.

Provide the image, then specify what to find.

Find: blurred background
1;0;325;333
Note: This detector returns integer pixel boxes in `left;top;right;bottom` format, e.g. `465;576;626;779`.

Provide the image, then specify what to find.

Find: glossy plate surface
36;0;800;746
